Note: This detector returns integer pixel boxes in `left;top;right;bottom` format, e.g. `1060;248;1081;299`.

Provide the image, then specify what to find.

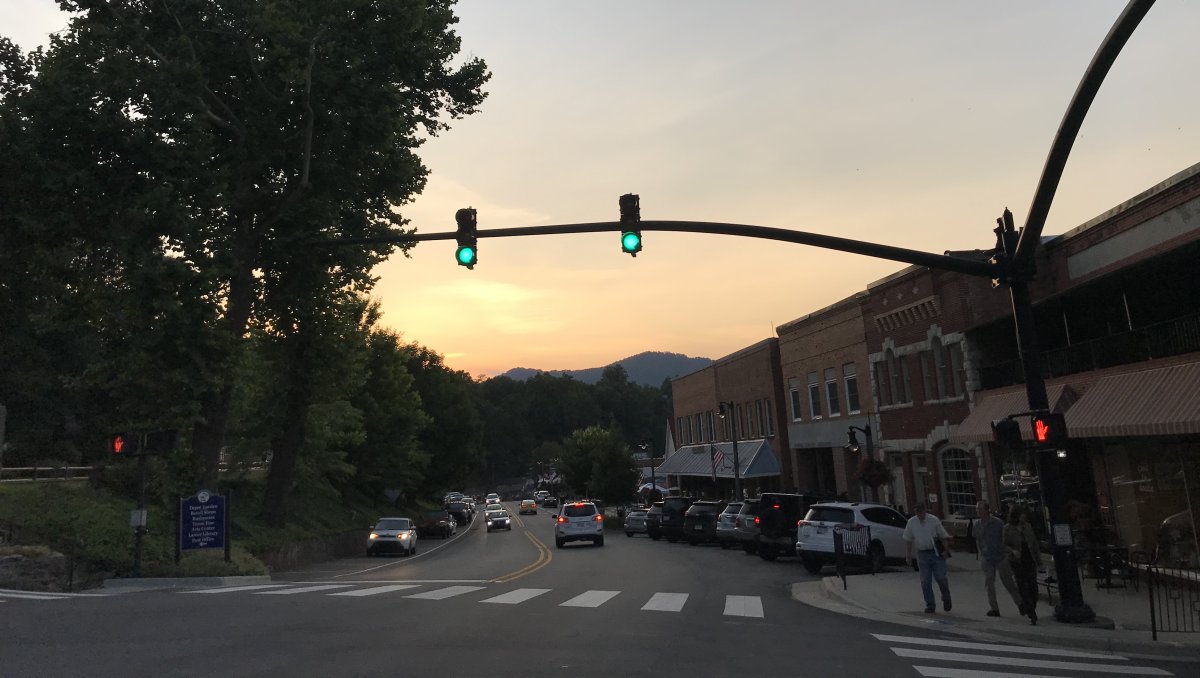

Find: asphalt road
0;502;1184;677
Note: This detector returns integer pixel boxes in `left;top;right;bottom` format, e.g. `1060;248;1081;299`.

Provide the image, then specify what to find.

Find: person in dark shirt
974;500;1020;617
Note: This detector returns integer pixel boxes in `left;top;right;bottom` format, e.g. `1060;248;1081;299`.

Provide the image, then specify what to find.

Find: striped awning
949;383;1075;443
1065;361;1200;438
654;440;780;479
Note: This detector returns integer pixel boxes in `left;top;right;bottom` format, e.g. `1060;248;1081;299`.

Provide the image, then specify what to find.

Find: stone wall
256;529;369;572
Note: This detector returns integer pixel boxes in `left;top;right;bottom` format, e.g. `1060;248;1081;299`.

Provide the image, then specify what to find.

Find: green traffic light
456;245;477;268
621;231;642;255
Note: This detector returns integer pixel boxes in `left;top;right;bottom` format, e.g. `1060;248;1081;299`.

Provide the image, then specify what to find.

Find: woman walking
1005;505;1041;625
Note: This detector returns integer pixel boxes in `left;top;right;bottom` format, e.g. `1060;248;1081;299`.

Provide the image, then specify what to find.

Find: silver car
715;501;744;549
733;499;761;553
367;517;418;556
555;501;604;548
624;509;648;537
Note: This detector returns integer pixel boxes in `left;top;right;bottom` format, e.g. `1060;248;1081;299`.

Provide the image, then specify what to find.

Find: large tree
6;1;489;486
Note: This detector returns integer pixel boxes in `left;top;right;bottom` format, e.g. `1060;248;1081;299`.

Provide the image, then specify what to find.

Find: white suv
795;502;909;574
554;501;604;548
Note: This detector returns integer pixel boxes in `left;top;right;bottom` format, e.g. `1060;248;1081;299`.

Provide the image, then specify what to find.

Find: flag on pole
714;448;727;474
709;445;717;482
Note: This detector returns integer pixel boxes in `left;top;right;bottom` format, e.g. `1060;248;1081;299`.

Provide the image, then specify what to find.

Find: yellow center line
511;511;525;529
493;531;552;583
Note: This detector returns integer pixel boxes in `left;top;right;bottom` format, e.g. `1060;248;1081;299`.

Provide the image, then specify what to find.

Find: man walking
974;500;1020;617
904;503;952;613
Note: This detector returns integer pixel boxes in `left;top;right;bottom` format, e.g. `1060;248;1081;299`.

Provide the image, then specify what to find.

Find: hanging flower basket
856;458;893;488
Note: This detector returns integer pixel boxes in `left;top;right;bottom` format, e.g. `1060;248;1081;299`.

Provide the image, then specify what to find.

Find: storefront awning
950;384;1075;443
1065;360;1200;438
654;440;780;479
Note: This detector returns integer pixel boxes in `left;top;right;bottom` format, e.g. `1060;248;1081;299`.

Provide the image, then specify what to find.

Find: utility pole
717;402;742;500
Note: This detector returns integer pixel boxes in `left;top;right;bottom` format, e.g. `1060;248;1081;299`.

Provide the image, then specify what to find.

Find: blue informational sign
179;490;227;552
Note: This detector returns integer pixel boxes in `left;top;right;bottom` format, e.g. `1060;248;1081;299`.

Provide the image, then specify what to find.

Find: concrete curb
102;575;273;592
790;578;1200;661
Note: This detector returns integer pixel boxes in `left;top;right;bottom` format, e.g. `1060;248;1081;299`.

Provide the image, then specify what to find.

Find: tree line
0;2;668;525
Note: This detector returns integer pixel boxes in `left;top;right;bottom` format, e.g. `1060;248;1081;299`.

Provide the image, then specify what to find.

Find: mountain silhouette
499;351;711;387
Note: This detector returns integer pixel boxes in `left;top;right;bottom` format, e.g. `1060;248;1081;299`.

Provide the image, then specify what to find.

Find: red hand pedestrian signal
110;432;139;456
1031;412;1067;448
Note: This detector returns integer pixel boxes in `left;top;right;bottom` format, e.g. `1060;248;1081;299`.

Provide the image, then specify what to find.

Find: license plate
817;526;829;534
693;525;703;531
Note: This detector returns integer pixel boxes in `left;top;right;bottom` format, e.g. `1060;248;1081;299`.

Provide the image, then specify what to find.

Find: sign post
178;489;229;563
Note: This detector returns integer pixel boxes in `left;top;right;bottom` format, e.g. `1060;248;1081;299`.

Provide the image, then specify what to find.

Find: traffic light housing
619;193;641;256
991;418;1022;451
455;207;478;269
110;432;140;456
1032;411;1068;449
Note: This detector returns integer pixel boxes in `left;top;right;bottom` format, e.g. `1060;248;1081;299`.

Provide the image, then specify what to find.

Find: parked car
624;508;648;537
368;517;418;556
755;492;833;561
796;501;910;574
417;510;456;538
733;499;761;553
485;508;513;532
942;505;978;549
519;499;538;515
555;501;604;548
683;500;725;545
715;501;744;549
659;496;696;543
445;501;472;525
645;502;664;540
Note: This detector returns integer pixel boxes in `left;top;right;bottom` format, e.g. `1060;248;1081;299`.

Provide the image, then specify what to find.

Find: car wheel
410;544;417;555
720;542;730;550
555;538;564;548
868;542;886;573
802;556;824;574
626;532;634;537
666;536;678;543
759;544;778;561
743;543;757;555
365;549;373;557
595;536;604;547
686;538;698;546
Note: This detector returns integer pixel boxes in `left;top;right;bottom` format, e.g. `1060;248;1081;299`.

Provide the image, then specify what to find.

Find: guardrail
1148;564;1200;641
0;465;92;483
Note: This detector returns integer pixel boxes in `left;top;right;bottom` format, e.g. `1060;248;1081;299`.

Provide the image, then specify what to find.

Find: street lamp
716;402;742;500
846;425;879;502
638;440;659;503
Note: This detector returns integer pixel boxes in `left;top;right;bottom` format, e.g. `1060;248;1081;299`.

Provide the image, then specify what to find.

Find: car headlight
399;533;410;539
369;533;379;540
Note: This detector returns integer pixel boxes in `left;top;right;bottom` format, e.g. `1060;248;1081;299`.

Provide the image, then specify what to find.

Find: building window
789;377;802;421
722;411;730;440
755;400;765;436
824;367;840;417
766;400;775;437
737;404;745;439
946;341;965;398
874;360;892;406
940;448;977;515
885;349;911;404
919;350;936;402
708;411;716;442
808;371;821;418
843;363;860;414
677;417;684;444
695;413;704;442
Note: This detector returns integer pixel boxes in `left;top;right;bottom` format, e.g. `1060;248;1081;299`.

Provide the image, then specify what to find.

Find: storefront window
940;448;976;515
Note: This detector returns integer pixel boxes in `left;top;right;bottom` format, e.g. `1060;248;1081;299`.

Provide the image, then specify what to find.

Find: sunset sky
6;1;1199;378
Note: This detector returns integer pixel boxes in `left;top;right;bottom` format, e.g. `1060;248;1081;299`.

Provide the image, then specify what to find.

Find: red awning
950;384;1075;443
1065;361;1200;438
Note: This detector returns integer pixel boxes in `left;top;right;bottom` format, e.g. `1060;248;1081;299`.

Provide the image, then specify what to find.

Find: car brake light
557;516;566;523
754;516;760;526
594;514;603;522
772;503;780;509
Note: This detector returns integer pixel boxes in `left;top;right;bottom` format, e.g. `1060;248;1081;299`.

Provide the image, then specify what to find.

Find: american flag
713;448;726;473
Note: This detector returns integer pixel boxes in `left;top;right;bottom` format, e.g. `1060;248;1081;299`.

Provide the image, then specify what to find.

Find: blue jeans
917;549;951;610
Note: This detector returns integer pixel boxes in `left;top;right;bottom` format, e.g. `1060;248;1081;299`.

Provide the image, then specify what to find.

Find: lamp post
846;425;878;502
716;402;742;500
638;440;659;503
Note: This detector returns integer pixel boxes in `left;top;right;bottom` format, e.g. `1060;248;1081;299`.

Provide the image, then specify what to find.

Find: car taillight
557;516;566;523
797;520;810;527
594;514;603;522
735;518;741;528
754;516;760;526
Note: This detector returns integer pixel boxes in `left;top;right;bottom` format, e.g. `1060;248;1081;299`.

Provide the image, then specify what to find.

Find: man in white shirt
903;503;952;613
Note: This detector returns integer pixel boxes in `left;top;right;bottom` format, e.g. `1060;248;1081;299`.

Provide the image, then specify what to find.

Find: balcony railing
979;312;1200;390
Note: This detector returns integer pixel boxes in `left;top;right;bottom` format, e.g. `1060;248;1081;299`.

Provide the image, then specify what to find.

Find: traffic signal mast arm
322;220;998;279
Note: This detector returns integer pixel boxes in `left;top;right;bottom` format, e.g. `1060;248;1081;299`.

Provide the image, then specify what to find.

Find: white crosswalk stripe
559;590;620;608
480;588;551;605
185;584;293;594
404;585;487;600
0;588;109;600
641;592;688;612
723;595;764;618
257;584;356;595
873;633;1172;677
329;584;421;597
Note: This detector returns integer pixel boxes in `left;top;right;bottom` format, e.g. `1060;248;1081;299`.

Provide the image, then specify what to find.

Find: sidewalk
791;557;1200;659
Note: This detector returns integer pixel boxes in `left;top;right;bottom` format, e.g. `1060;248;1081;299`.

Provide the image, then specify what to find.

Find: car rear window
563;504;597;518
376;519;411;530
423;511;447;519
446;502;467;510
721;502;744;515
687;503;721;514
805;507;855;524
738;500;761;516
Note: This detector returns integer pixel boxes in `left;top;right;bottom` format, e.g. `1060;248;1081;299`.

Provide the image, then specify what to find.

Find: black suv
645;502;665;540
754;492;833;561
682;500;725;545
659;496;696;542
444;501;472;525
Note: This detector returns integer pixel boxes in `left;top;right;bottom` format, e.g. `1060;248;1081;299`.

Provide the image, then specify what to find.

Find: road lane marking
480;588;551;604
723;595;764;618
0;592;70;600
641;593;689;612
559;590;620;608
404;585;486;600
492;531;552;584
329;585;421;597
0;588;108;598
256;584;356;595
332;513;483;578
913;668;1166;678
890;649;1170;675
184;584;294;594
871;634;1128;660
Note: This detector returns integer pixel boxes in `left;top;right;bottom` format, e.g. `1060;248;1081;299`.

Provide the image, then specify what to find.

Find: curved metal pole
1015;0;1155;263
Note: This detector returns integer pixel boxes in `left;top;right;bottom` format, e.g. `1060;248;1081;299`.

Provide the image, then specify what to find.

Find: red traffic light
110;432;139;455
1031;412;1067;448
